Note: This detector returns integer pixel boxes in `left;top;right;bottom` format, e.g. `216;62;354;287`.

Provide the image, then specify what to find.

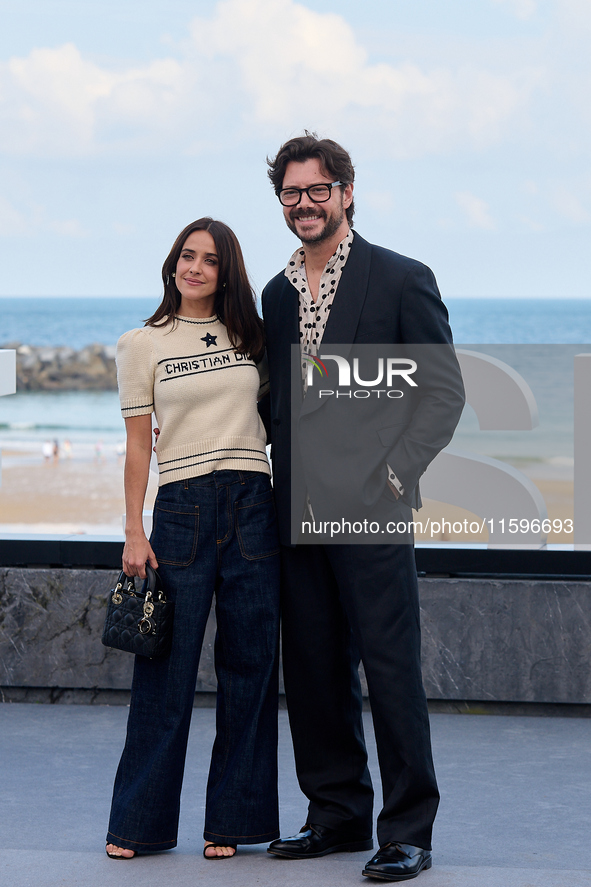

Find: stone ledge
0;568;216;692
420;577;591;703
1;568;590;704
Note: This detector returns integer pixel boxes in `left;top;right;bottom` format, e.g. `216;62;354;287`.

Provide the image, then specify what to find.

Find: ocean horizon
3;296;591;349
2;298;591;456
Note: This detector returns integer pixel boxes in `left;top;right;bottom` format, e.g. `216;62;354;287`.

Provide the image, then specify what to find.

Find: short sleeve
116;328;155;417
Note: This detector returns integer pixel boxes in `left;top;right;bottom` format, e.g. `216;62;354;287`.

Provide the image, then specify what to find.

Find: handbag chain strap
111;575;167;609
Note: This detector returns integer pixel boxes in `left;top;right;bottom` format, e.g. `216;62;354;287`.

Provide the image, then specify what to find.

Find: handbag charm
102;564;174;658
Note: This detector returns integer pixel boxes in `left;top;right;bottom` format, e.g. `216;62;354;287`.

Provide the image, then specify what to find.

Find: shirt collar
284;228;354;282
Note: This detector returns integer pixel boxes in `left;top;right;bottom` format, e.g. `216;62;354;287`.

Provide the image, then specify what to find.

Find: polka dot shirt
283;228;354;388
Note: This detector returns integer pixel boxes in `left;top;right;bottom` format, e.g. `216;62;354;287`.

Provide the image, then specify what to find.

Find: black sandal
203;842;237;859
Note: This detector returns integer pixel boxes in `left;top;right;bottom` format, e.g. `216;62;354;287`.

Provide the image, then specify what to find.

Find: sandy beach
417;476;574;545
0;446;574;545
0;449;158;535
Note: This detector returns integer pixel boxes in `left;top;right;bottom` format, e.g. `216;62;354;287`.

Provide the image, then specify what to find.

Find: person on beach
42;440;52;464
106;217;280;861
262;134;464;881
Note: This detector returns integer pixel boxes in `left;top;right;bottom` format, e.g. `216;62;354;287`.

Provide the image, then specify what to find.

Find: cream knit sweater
116;314;270;485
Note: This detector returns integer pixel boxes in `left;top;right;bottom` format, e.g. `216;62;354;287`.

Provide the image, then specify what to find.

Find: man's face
281;158;353;245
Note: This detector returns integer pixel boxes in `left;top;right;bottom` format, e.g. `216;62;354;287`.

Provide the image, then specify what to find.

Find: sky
0;0;590;299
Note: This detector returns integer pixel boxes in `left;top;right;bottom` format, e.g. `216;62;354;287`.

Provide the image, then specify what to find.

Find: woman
106;218;280;860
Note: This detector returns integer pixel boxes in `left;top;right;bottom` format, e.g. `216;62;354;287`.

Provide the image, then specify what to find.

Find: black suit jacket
261;231;465;545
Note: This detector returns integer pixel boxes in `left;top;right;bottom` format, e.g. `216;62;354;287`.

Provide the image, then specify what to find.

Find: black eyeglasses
278;181;343;207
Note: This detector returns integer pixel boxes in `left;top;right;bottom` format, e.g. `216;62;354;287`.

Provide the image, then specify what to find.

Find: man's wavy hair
267;131;355;224
145;217;265;363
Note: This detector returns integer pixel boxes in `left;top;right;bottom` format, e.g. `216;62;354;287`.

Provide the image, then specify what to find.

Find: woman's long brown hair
145;218;265;363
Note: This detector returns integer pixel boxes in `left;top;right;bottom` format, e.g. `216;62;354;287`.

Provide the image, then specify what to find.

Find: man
261;133;465;881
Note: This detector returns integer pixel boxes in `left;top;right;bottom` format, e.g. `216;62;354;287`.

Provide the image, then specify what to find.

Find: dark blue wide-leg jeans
106;470;280;852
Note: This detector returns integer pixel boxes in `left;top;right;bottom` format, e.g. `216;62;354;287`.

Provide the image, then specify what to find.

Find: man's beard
286;202;345;244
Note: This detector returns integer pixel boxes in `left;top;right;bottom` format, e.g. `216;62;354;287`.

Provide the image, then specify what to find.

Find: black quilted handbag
101;564;174;658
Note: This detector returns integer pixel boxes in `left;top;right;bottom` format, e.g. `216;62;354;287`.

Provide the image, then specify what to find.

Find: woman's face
174;229;219;317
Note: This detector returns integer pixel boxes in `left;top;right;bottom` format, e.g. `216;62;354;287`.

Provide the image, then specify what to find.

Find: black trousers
280;542;439;850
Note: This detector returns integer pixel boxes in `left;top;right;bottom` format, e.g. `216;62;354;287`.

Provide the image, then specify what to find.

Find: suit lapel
274;275;303;410
322;232;372;346
276;275;299;348
301;231;372;417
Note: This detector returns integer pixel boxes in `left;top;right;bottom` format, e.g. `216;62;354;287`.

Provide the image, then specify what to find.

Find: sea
1;296;591;462
0;297;159;456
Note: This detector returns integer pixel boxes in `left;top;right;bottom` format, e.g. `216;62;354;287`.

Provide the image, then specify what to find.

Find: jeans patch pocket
151;501;199;566
235;492;280;560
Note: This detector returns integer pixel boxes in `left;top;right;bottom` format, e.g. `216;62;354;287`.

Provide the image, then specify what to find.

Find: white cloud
0;196;28;236
3;44;115;153
552;188;590;224
185;0;542;156
556;0;591;31
0;0;543;159
491;0;537;21
0;194;86;237
455;191;496;229
519;214;545;231
0;43;185;156
48;218;87;237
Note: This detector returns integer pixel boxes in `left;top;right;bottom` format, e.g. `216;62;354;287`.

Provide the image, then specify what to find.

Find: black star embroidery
201;333;217;347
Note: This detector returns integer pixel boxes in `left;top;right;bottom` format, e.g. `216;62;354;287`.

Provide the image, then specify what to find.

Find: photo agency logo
303;350;418;398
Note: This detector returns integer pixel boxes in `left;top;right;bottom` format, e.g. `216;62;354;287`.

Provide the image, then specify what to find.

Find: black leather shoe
362;843;432;881
267;823;373;859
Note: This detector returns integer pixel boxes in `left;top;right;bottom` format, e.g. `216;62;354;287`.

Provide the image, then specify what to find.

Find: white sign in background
0;350;17;488
422;348;589;550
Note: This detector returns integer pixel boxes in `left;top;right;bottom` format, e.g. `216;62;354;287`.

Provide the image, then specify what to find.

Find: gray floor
1;704;590;887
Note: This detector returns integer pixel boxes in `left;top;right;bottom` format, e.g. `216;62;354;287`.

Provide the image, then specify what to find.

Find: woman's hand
122;529;158;578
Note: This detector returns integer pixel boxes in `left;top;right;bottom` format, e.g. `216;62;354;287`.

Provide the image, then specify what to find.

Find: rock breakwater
6;342;117;391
